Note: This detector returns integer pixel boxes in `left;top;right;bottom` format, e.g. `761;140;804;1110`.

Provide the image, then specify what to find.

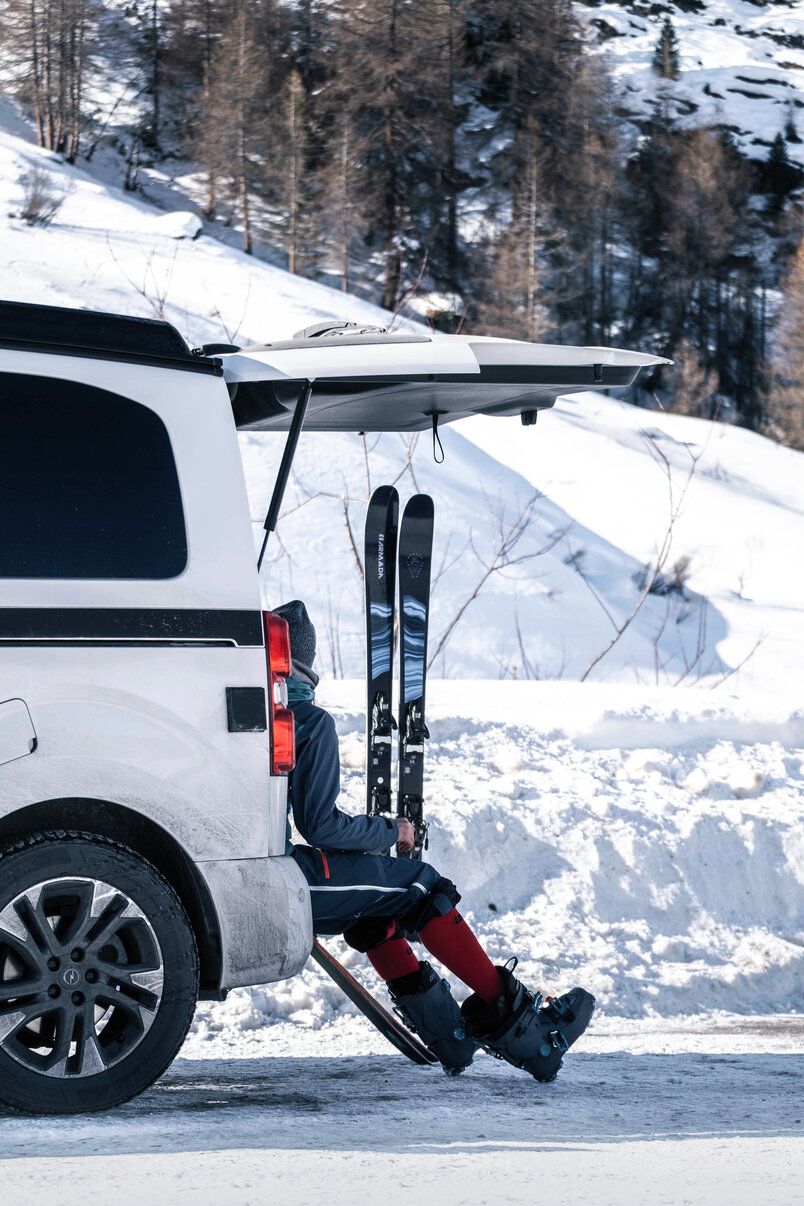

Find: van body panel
0;698;37;768
0;335;311;1014
0;647;286;859
197;854;313;987
224;335;482;382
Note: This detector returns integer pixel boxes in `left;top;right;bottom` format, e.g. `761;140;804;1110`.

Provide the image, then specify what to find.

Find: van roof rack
0;300;221;375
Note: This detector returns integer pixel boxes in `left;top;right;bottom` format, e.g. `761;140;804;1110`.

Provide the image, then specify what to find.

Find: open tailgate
222;333;669;432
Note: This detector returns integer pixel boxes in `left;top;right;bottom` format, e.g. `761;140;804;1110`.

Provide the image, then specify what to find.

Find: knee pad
399;877;461;935
343;915;397;953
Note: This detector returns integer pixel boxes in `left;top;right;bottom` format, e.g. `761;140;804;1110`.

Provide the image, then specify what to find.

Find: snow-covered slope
247;421;711;683
579;0;804;163
2;106;803;688
456;394;804;690
0;98;395;345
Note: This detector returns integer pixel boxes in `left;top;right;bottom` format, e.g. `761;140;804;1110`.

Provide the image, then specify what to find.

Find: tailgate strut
257;379;312;571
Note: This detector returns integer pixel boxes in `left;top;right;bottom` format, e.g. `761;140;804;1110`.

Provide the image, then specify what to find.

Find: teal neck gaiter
285;676;316;704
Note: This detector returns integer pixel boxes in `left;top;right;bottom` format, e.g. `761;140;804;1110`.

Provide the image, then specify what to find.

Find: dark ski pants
292;845;457;939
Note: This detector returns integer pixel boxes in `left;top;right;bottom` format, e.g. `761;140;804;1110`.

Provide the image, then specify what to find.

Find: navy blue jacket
287;700;399;853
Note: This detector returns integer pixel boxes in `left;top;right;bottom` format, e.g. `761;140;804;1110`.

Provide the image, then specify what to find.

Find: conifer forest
1;0;803;445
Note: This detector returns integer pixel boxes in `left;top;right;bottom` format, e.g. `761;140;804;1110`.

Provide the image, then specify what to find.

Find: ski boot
461;961;595;1083
388;961;478;1076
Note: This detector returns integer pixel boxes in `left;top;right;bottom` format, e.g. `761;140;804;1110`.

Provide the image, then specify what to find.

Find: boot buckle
392;1005;417;1033
544;995;575;1024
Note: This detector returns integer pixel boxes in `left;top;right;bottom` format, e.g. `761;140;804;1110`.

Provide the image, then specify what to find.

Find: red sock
366;935;420;981
419;909;504;1003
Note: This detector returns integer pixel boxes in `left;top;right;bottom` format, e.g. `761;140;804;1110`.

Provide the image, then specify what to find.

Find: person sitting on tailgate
273;599;594;1081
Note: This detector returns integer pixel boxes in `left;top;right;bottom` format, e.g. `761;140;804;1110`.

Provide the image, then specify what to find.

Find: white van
0;301;664;1113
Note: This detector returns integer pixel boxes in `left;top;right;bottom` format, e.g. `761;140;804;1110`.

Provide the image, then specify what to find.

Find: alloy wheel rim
0;876;164;1078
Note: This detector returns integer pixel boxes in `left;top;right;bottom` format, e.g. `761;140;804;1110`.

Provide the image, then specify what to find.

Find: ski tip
369;485;400;506
402;493;434;518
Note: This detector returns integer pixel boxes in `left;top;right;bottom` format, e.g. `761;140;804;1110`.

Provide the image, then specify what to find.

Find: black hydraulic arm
257;379;313;571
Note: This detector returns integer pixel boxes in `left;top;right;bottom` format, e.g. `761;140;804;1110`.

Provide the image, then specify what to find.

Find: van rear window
0;374;187;579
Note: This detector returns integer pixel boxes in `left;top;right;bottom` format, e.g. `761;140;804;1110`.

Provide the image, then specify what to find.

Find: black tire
0;830;199;1114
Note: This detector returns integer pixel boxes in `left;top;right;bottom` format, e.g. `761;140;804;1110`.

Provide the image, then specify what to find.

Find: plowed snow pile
189;682;804;1056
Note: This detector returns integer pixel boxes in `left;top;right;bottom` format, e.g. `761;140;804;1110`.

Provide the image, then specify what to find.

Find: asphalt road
1;1039;802;1205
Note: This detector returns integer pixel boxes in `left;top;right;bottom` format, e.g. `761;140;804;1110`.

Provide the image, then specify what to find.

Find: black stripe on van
0;608;264;646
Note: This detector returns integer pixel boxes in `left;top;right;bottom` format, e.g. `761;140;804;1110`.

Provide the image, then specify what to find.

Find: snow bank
192;682;804;1052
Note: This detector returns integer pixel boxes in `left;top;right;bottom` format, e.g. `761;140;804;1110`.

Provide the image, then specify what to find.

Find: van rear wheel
0;831;198;1114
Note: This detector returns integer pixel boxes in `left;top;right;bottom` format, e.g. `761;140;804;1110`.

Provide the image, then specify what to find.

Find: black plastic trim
226;687;268;732
0;608;264;646
0;337;223;375
0;300;222;375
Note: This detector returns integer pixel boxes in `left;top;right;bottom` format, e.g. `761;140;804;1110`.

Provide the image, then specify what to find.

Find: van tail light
263;611;296;775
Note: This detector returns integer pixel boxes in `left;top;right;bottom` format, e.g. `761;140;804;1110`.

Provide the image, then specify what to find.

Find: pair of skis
364;486;434;860
313;487;436;1067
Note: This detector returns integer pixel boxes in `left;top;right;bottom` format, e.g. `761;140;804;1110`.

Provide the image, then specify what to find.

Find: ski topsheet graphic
397;494;434;860
311;940;437;1066
364;486;399;820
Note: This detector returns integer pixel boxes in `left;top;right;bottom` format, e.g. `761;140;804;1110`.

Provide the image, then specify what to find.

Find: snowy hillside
1;105;803;688
0;99;395;345
457;395;804;690
579;0;804;163
251;399;804;690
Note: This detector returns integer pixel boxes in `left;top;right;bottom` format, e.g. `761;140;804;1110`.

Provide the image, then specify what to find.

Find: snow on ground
190;681;803;1055
130;681;799;1203
1;1023;802;1204
578;0;804;164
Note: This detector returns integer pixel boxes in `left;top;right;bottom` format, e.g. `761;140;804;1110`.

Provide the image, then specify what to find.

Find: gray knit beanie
274;599;319;689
